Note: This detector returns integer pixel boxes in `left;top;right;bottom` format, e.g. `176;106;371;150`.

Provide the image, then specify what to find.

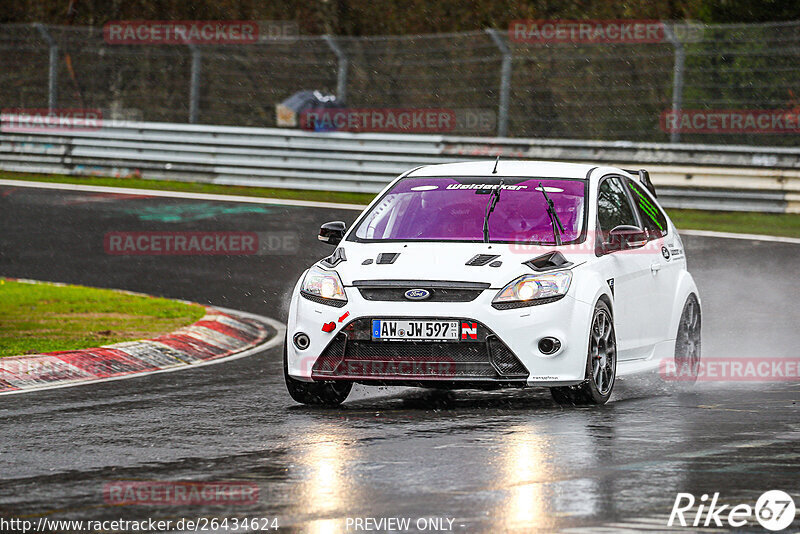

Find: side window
597;177;638;235
628;180;668;239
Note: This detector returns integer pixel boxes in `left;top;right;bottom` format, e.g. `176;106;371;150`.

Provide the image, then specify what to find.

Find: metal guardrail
1;120;798;213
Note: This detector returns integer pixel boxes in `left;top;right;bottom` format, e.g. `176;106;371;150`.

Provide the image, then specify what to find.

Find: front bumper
286;285;593;387
310;317;528;386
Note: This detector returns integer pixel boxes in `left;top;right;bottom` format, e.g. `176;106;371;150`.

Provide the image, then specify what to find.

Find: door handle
650;262;661;273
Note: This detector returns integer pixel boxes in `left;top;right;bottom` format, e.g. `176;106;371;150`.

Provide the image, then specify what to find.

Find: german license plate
371;319;460;341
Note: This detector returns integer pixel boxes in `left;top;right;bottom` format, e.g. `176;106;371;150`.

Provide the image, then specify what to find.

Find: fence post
663;24;685;144
485;29;512;138
323;35;348;104
34;24;58;111
188;44;202;124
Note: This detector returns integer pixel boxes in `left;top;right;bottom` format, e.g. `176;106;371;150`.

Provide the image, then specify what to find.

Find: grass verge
0;278;206;358
0;170;375;206
1;171;798;238
665;209;800;239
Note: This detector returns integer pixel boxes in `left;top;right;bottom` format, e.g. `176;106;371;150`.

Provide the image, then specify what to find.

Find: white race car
285;161;701;406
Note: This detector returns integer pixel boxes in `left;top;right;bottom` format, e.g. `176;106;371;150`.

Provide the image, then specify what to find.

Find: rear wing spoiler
623;168;657;198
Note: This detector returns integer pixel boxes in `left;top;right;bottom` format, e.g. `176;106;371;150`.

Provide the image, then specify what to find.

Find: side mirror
318;221;346;245
604;225;647;252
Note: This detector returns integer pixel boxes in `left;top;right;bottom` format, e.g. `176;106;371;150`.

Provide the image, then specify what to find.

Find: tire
674;294;701;384
551;300;616;406
283;335;351;406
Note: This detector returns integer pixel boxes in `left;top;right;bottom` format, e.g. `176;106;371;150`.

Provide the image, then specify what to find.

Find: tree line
3;0;800;34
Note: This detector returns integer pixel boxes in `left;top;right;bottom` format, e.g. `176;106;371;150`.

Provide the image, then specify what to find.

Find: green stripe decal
630;183;664;230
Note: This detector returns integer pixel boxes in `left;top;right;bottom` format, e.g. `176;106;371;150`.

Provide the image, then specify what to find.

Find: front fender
571;266;614;312
567;267;613;378
667;270;700;340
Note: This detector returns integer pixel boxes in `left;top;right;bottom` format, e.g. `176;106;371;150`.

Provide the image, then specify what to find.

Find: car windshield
353;177;586;243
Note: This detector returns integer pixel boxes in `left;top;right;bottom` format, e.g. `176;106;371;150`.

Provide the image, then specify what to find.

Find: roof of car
406;160;601;179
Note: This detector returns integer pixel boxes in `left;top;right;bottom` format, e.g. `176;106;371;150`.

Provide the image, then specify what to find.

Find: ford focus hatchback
285;161;701;406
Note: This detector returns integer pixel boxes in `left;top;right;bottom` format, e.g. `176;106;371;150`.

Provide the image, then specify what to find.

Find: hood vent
320;247;347;268
523;251;573;272
466;254;500;266
376;252;400;264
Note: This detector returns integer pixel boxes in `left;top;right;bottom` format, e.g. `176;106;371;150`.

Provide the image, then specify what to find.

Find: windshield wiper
482;179;504;243
538;182;564;246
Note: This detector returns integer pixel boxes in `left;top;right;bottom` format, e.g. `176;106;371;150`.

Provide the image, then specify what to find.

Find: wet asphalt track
0;185;798;533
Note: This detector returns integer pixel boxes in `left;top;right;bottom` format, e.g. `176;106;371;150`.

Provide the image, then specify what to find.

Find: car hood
323;242;586;288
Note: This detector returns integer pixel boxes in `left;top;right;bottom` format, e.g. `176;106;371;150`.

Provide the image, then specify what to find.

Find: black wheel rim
590;309;615;396
677;298;701;374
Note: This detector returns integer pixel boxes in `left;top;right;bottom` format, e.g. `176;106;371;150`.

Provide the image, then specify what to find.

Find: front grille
311;318;528;382
353;280;490;303
358;287;483;302
487;336;528;377
312;334;347;372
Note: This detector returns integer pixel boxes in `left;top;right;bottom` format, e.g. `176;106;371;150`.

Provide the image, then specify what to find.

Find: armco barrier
1;119;799;213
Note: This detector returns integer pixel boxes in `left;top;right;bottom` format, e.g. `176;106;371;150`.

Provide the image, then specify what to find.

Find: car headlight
493;271;572;309
301;267;347;302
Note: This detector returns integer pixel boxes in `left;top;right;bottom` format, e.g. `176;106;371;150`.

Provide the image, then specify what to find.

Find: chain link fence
1;21;798;145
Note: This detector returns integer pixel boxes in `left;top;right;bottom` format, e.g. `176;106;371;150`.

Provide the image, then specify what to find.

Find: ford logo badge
404;288;431;301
